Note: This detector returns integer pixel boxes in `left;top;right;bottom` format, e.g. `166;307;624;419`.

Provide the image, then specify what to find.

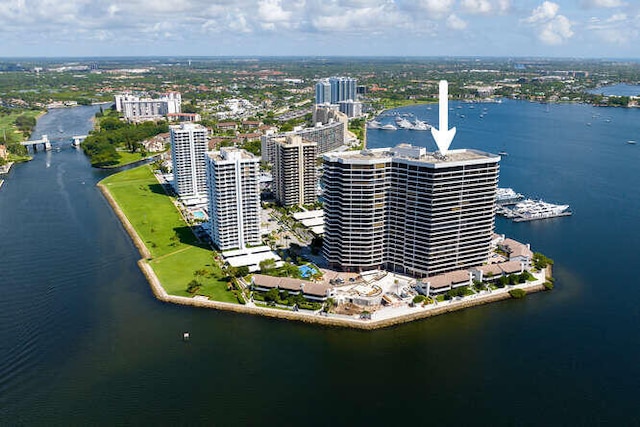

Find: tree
259;258;277;273
509;289;526;299
236;266;250;277
187;279;202;294
497;275;508;288
264;288;279;302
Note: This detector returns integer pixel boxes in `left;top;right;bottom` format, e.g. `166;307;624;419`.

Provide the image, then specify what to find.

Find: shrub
413;295;426;304
544;281;554;291
186;279;202;294
237;292;246;304
509;289;527;299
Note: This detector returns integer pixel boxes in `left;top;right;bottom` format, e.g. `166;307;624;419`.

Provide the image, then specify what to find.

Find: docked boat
509;199;572;222
495;188;523;205
381;124;397;131
412;119;431;131
367;120;382;129
395;117;414;129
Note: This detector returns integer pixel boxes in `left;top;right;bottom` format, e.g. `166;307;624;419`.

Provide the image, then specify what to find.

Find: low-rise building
251;274;334;302
498;238;533;264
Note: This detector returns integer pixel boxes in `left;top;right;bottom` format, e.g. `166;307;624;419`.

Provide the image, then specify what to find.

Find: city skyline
2;1;640;59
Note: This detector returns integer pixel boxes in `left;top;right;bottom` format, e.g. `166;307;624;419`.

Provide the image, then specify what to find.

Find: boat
381;124;397;131
395;117;414;129
627;140;637;145
508;199;572;222
367;120;382;129
498;151;508;156
412;119;431;131
495;188;523;205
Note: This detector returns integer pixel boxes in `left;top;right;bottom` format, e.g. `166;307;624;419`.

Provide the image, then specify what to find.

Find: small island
99;159;553;331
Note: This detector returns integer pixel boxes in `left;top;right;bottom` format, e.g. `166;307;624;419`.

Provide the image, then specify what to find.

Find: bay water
1;99;640;425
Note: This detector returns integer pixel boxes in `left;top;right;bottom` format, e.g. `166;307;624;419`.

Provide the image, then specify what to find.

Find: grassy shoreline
99;165;236;303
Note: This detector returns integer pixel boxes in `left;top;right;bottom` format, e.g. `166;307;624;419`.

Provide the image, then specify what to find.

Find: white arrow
431;80;456;155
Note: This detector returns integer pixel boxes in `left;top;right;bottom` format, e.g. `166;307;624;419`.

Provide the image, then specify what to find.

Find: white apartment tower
115;92;181;121
322;144;500;277
273;135;318;207
206;147;261;251
170;123;208;203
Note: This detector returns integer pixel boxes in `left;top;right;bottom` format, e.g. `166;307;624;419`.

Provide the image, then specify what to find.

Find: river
1;102;640;425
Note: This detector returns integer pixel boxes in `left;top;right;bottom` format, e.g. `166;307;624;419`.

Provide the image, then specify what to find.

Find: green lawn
0;110;43;142
100;165;238;303
150;246;236;302
101;165;198;258
105;150;149;168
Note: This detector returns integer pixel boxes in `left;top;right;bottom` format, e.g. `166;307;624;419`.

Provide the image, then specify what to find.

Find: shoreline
98;177;549;330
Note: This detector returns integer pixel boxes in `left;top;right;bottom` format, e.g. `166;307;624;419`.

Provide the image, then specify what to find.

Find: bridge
21;134;88;151
21;134;50;151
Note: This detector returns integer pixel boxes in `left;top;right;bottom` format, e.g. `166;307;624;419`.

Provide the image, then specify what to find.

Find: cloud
525;1;559;23
258;0;293;24
447;14;468;30
523;1;573;45
414;0;455;17
586;12;637;45
460;0;492;14
581;0;625;8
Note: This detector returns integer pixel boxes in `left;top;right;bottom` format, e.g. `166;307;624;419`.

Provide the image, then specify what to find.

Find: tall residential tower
170;123;208;204
322;144;500;277
273;135;318;207
206;147;261;251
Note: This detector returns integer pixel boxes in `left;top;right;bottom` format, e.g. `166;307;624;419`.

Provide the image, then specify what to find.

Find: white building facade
115;92;181;121
206;148;261;251
170;123;208;204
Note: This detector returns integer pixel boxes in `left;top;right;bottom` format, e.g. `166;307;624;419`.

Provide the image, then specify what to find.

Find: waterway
1;102;640;425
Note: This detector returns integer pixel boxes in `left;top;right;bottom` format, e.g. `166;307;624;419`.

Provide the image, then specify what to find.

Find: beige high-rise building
273;135;317;207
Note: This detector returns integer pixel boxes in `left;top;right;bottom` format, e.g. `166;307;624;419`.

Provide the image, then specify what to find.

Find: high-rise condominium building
206;147;261;251
115;92;181;121
322;144;500;277
273;135;318;207
315;77;357;104
315;80;331;104
261;117;346;164
170;123;208;203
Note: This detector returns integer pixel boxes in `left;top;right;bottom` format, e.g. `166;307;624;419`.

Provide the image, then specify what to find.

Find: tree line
82;114;168;167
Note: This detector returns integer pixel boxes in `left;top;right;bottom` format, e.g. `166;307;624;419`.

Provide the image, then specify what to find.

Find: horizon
2;54;640;62
2;1;640;59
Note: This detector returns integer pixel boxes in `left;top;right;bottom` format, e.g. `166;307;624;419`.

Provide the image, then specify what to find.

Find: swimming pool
193;211;206;220
298;265;318;278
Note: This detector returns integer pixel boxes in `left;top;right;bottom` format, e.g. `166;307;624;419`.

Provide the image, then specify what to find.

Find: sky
1;0;639;58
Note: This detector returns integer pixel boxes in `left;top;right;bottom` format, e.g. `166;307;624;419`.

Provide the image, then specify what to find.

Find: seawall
98;180;548;331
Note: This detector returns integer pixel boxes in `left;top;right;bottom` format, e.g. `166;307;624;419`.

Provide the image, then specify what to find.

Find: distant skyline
2;0;640;59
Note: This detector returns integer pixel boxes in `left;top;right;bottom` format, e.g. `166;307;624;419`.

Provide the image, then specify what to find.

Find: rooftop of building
207;146;259;162
323;144;499;167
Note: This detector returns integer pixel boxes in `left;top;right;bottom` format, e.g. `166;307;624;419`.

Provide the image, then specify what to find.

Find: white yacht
412;119;431;131
395;117;414;129
511;199;571;221
381;124;397;131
